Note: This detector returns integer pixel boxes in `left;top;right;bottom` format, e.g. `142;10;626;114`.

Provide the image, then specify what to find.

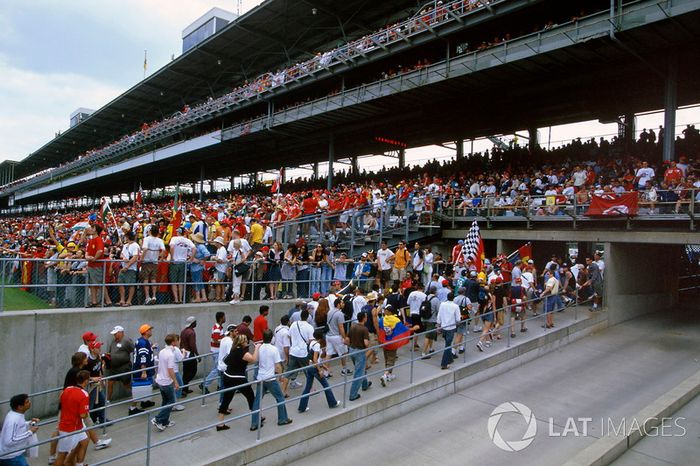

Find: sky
1;1;699;183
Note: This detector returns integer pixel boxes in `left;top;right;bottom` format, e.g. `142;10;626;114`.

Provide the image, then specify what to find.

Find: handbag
234;262;250;277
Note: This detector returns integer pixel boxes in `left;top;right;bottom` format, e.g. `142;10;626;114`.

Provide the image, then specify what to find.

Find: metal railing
435;189;699;230
0;288;596;464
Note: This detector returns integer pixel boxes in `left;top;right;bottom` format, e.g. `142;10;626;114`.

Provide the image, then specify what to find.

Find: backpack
419;295;435;320
455;295;470;319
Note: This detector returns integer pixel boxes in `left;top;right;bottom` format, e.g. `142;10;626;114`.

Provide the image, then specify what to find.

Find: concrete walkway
32;305;597;465
610;393;700;466
288;309;700;466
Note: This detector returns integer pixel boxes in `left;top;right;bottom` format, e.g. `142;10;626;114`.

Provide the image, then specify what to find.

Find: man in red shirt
253;305;270;342
55;370;90;466
664;161;684;185
84;225;105;307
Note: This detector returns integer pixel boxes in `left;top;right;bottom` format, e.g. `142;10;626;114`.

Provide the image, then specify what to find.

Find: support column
351;156;359;175
199;167;205;201
456;139;464;160
312;163;319;180
327;134;335;191
230;176;235;192
527;128;539;151
663;55;678;162
398;148;406;169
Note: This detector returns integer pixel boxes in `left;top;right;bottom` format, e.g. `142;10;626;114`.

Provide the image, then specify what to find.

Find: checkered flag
462;219;484;271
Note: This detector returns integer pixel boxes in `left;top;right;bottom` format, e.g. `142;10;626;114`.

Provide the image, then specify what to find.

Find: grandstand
2;2;700;465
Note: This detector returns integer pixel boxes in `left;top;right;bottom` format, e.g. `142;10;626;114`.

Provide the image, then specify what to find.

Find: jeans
310;267;322;294
155;383;176;425
287;355;308;382
298;366;338;412
441;329;455;368
296;269;309;298
320;265;332;294
203;353;220;388
175;372;184;399
251;380;288;428
89;385;106;424
349;349;369;399
0;455;30;466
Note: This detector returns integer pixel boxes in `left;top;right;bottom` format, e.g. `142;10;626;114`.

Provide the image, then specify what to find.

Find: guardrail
0;289;595;464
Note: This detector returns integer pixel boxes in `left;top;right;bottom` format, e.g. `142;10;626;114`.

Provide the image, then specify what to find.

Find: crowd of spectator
0;129;695;309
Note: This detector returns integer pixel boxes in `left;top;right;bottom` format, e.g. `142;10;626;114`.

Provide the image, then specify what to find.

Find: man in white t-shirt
287;309;314;389
118;231;141;306
227;231;252;300
376;241;395;287
251;330;291;430
140;227;165;305
542;271;560;329
168;231;194;304
152;334;180;431
273;316;291;396
635;161;655;189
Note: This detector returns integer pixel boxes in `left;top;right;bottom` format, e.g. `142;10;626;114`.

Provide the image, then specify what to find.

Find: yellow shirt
394;248;409;269
249;222;264;245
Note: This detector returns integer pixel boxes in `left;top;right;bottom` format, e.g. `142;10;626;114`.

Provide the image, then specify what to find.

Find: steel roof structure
14;0;421;178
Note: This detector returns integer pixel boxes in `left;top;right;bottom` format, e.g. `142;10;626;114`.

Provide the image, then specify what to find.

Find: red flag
271;168;284;194
507;243;532;265
586;193;638;216
134;183;143;206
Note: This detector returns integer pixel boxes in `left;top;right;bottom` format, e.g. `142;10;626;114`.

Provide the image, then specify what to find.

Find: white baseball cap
109;325;125;335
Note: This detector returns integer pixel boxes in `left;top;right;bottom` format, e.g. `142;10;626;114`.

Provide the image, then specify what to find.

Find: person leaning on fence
117;231;140;307
140;226;165;305
84;225;105;308
168;228;195;304
0;394;40;466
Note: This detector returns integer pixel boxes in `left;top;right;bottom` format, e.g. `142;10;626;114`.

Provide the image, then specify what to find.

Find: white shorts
57;430;88;453
326;335;348;357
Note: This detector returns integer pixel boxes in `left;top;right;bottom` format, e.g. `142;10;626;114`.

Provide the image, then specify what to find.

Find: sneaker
48;455;57;465
289;380;303;389
278;419;293;426
349;394;361;401
165;421;176;428
458;349;465;354
140;400;155;409
128;407;143;416
173;404;185;411
330;400;342;408
473;326;483;333
388;374;396;381
521;328;528;333
510;333;516;338
340;368;353;375
421;353;431;360
94;438;112;450
362;381;372;391
151;418;166;432
299;407;310;413
476;341;484;352
380;375;387;387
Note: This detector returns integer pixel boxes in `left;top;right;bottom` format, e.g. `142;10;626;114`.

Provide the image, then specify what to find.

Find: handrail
0;288;591;462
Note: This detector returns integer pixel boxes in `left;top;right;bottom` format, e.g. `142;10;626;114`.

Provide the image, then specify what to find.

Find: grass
1;287;50;311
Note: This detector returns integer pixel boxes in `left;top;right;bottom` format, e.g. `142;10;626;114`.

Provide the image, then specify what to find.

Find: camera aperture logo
488;401;538;452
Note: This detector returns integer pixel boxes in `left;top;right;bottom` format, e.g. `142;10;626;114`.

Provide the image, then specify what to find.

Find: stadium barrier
0;289;595;465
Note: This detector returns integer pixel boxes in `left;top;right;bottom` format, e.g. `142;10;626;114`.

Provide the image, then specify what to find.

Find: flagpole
143;50;147;79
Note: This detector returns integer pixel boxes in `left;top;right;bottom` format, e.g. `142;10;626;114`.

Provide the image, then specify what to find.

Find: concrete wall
0;300;297;417
605;242;682;325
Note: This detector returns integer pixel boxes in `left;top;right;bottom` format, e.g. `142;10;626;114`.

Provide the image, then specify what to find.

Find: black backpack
419;295;435;320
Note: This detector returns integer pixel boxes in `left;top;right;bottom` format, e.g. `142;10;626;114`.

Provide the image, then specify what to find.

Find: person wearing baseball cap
180;317;199;394
78;331;98;356
133;324;156;411
85;340;110;426
105;326;141;414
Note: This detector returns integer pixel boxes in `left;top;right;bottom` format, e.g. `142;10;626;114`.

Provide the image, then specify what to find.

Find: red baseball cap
312;292;321;300
88;341;103;350
82;331;98;342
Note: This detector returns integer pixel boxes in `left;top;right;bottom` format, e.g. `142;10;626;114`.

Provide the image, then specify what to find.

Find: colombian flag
378;315;412;351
